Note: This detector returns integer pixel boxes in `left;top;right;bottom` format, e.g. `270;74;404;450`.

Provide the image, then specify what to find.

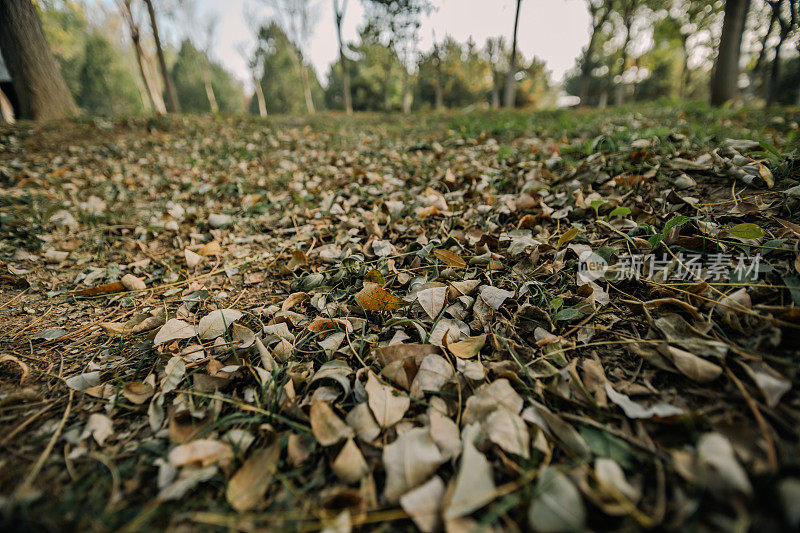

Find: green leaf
550;297;564;312
579;427;633;470
648;233;663;249
728;223;764;240
662;215;691;235
609;206;631;218
554;307;579;322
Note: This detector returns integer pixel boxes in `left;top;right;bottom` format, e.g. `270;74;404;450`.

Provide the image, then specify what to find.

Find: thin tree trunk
203;69;218;113
254;76;267;117
334;0;352;114
504;0;522;108
579;5;610;106
0;86;14;123
710;0;751;106
121;1;165;115
614;22;632;106
402;69;411;114
300;61;316;115
491;79;500;108
0;0;77;120
383;55;392;112
133;32;166;114
679;39;690;101
144;0;180;113
767;23;789;106
751;7;777;99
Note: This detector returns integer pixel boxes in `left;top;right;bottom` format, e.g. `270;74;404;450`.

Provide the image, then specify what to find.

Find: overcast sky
182;0;591;90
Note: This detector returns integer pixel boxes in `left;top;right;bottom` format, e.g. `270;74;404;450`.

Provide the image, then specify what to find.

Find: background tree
143;0;180;112
267;0;320;114
363;0;431;112
120;0;166;114
333;0;353;114
503;0;522;107
251;21;324;115
0;0;77;120
171;40;243;113
77;31;143;115
578;0;612;105
485;37;508;108
710;0;751;105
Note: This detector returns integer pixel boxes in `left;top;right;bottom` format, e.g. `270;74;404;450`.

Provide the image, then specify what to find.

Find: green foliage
171;41;243;113
41;2;143;115
251;22;325;115
77;32;143;115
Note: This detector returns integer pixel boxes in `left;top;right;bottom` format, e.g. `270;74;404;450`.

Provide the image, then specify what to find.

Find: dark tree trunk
144;0;180;113
0;0;77;120
710;0;751;106
767;20;790;106
579;2;610;106
334;0;352;114
503;0;522;108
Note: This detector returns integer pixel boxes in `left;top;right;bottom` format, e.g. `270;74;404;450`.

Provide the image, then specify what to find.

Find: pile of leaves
1;107;800;531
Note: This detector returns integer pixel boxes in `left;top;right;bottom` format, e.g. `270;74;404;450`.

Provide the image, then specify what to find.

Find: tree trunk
503;0;522;108
203;69;219;113
751;7;777;99
254;77;267;117
579;5;610;106
710;0;751;106
144;0;180;113
614;22;632;106
679;34;690;101
491;80;500;109
133;30;166;114
401;69;411;114
767;23;789;107
0;0;77;120
0;86;14;123
298;62;315;114
334;0;352;114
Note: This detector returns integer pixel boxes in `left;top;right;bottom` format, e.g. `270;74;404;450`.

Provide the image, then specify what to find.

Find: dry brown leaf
383;427;445;503
310;401;354;446
0;354;29;385
354;282;410;312
332;438;369;484
366;371;410;428
446;334;486;359
226;438;280;512
434;249;467;268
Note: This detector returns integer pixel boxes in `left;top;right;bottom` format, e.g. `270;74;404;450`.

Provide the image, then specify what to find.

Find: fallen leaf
366;371;410;428
226;438;280;512
354;282;410;312
383;427;445;503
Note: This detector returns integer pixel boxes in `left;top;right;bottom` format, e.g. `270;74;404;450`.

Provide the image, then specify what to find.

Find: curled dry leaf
0;354;29;384
446;334;486;359
417;285;447;320
123;381;155;405
168;439;233;468
433;249;467;268
310;401;354;446
528;466;586;533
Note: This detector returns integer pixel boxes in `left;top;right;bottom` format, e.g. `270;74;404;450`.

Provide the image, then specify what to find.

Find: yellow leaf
557;227;580;249
446;334;486;359
433;249;467;268
355;282;410;312
364;268;386;284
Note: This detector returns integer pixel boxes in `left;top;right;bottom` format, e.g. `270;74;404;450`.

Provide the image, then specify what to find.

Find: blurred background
0;0;798;121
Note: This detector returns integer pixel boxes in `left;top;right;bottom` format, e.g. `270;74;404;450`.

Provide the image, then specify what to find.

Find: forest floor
1;106;800;532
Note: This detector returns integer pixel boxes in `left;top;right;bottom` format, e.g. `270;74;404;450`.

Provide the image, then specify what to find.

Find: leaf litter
1;110;800;530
